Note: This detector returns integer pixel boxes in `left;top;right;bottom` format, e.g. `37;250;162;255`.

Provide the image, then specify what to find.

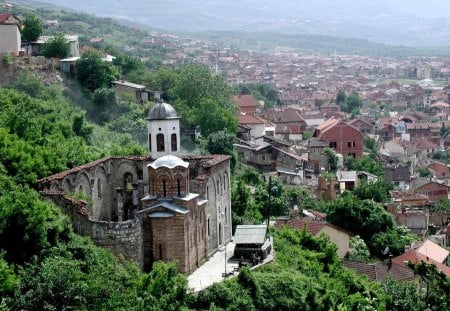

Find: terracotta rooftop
232;95;257;108
393;248;450;278
343;259;415;282
0;13;19;24
238;114;265;125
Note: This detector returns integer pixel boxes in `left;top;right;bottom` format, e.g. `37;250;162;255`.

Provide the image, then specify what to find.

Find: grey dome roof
147;102;179;120
148;155;189;170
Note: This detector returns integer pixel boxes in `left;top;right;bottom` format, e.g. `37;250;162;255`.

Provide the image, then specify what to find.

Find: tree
206;131;237;169
76;49;119;91
336;90;346;106
326;192;394;244
42;33;70;58
324;147;338;172
354;180;392;203
407;261;450;310
347;235;370;261
369;225;419;257
21;14;42;42
415;166;431;178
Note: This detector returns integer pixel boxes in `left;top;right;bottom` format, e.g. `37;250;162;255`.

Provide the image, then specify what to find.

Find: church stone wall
91;218;144;269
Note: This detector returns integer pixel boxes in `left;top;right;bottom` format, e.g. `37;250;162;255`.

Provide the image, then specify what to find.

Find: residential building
0;13;21;56
313;118;364;158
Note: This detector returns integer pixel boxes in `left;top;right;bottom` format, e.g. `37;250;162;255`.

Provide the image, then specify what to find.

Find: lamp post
266;176;272;240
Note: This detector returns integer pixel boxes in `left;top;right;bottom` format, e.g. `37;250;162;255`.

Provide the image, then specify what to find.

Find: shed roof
234;225;267;245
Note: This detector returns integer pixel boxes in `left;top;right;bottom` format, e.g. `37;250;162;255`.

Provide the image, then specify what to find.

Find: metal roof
147;102;179;120
138;200;188;215
233;225;267;245
148;155;189;170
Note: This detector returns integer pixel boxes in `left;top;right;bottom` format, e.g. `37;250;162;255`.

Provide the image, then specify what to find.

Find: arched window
225;207;227;223
207;218;210;236
124;173;133;190
151;177;156;195
148;133;152;152
97;178;102;199
177;179;181;196
171;133;177;151
157;133;165;152
163;179;167;197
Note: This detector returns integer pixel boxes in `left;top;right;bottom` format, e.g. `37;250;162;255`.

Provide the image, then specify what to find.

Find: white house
0;13;21;56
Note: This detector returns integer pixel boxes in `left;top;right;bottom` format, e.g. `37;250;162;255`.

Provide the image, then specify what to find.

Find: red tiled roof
393;248;450;277
343;259;415;282
274;219;325;235
232;95;257;108
0;13;20;25
238;114;265;125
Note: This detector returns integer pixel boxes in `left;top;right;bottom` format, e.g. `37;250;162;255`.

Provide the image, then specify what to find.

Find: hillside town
1;2;450;309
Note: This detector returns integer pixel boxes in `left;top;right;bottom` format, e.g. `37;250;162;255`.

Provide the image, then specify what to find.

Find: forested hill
10;0;450;57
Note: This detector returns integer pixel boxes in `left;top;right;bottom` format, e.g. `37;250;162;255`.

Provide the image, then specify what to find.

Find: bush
42;33;70;58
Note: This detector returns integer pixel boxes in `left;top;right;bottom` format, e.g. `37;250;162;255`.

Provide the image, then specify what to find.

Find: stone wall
40;191;144;268
91;218;144;269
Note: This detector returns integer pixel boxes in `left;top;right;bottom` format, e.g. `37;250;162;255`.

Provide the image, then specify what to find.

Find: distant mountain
14;0;450;47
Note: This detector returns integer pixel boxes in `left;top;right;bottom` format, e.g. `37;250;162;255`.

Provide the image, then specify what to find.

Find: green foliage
0;87;95;184
324;147;338;172
76;49;119;91
363;136;378;153
326;192;394;244
42;33;70;58
339;91;363;114
354;180;392;203
440;123;448;139
21;14;42;41
92;87;118;123
137;261;189;310
430;198;450;212
408;261;450;310
381;277;424;311
415;166;432;178
206;131;237;169
239;166;263;186
336;89;346;106
347;235;370;262
256;177;289;217
0;178;72;265
369;226;419;257
239;83;281;108
0;254;17;295
231;178;263;226
195;226;386;311
158;63;237;136
2;54;12;66
344;154;384;176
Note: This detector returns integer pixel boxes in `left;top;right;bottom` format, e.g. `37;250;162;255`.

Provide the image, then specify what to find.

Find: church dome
147;102;179;120
148;155;189;170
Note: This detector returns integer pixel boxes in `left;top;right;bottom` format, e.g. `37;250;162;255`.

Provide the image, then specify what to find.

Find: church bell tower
146;100;180;159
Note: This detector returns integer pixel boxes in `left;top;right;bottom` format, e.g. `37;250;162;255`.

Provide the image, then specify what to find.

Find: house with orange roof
313;118;364;158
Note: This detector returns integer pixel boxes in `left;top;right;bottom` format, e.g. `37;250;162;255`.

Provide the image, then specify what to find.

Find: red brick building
313;118;364;158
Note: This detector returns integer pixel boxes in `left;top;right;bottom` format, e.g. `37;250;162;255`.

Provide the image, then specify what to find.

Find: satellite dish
382;246;390;255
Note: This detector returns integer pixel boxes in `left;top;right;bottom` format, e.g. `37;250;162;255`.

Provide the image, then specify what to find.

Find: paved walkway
188;241;237;292
187;240;274;292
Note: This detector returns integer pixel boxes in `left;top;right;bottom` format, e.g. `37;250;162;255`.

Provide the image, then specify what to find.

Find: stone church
38;102;232;273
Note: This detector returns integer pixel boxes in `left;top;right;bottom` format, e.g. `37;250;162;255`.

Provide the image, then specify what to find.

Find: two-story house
313;118;364;158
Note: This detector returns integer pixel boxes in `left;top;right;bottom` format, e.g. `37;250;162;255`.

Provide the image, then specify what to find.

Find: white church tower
147;100;180;159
